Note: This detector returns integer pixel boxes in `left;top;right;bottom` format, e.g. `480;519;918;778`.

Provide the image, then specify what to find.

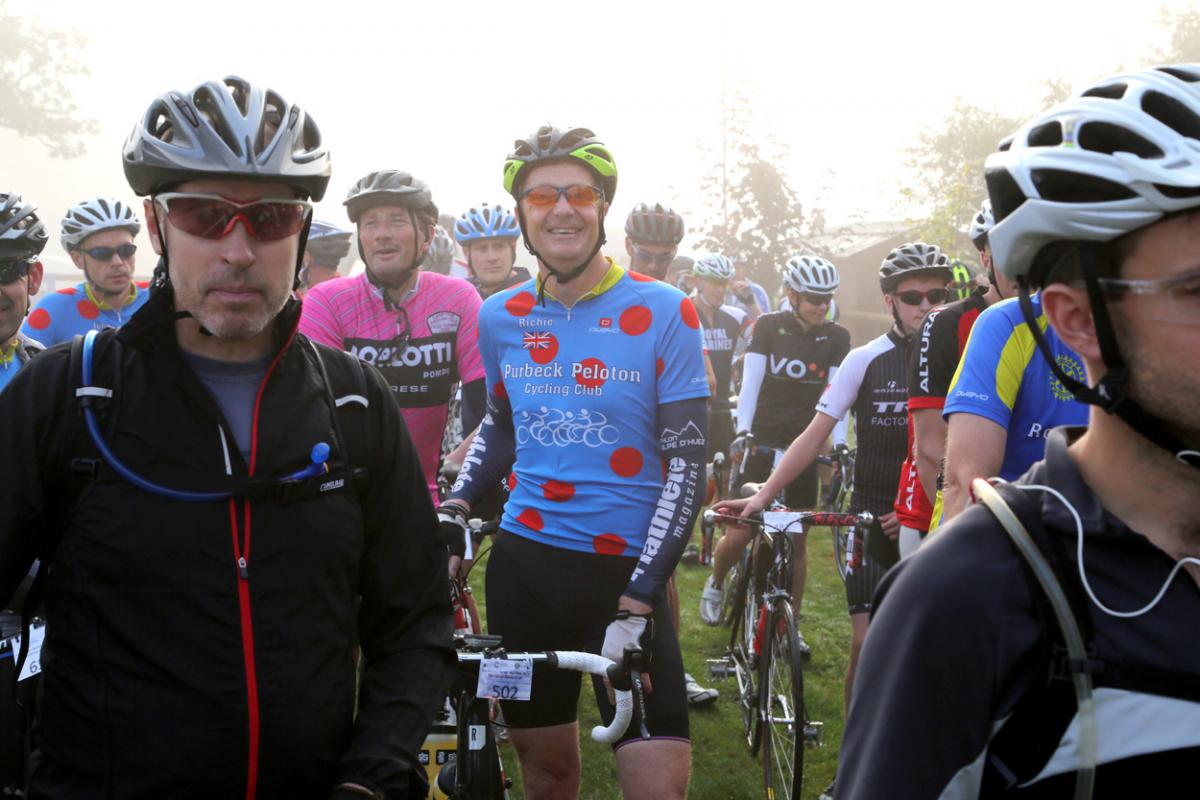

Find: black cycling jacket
0;287;453;799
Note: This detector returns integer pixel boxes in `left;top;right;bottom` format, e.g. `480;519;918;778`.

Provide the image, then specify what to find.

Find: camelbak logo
320;478;345;492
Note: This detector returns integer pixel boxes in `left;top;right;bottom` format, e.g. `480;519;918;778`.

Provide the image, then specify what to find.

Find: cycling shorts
844;492;900;615
485;531;689;747
707;406;735;461
736;444;819;509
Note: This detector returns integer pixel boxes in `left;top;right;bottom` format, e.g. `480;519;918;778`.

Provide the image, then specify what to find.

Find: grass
465;527;852;800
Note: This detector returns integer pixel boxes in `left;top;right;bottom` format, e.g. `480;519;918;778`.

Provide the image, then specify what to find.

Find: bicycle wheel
742;550;766;756
759;600;806;800
830;457;854;581
722;549;747;631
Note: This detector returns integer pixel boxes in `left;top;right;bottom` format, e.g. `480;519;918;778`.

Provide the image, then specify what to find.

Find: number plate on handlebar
763;511;806;535
477;658;533;701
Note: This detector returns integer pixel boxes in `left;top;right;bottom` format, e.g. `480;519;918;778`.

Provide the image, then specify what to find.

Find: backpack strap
302;338;371;500
973;478;1098;800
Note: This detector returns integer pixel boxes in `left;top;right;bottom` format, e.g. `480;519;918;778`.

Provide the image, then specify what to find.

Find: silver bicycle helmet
423;226;456;272
985;63;1200;285
691;254;735;281
968;198;994;250
344;170;438;225
0;192;48;258
782;255;840;293
625;203;684;245
61;197;141;252
123;76;330;200
879;242;952;293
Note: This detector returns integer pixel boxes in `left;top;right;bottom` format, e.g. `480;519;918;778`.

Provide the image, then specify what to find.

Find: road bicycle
434;632;647;799
707;503;879;800
817;445;857;580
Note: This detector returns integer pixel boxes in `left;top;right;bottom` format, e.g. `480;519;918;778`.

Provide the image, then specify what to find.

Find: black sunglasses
0;259;33;285
80;243;137;262
893;288;949;306
800;291;834;306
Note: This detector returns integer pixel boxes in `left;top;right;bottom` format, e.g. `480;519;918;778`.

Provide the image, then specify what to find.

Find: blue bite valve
310;442;331;468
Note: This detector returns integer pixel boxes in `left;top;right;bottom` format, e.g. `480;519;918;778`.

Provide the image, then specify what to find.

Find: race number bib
476;658;533;701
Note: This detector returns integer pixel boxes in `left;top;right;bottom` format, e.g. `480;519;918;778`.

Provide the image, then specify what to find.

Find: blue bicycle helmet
455;203;520;244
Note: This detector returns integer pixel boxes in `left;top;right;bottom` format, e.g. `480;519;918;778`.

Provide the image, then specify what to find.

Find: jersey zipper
229;327;298;800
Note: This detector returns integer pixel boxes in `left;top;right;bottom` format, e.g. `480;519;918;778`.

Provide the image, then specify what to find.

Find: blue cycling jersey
944;294;1089;480
476;261;709;557
22;281;148;347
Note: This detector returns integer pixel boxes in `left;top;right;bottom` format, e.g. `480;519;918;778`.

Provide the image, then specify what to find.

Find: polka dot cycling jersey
298;270;484;497
478;261;709;557
21;281;149;347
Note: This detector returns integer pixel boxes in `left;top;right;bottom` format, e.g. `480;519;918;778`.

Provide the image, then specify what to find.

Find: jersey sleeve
657;295;709;404
298;284;346;349
453;283;485;383
745;311;773;357
943;302;1022;428
815;341;869;421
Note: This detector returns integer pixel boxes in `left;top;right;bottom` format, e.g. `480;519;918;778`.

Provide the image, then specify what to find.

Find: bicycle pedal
804;720;824;746
707;658;735;679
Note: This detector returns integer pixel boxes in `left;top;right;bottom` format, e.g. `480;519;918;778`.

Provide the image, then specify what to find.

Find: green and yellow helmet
503;125;617;202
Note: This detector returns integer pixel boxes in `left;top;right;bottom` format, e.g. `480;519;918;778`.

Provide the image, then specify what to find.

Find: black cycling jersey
740;312;851;448
839;427;1200;798
815;328;911;510
696;300;747;408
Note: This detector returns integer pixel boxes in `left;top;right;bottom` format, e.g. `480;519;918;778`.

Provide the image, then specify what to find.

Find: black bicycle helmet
122;76;330;200
0;192;48;259
879;242;953;293
344;170;438;225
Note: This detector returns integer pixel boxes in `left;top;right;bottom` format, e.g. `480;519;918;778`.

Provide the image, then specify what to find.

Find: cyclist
0;76;452;797
443;124;707;799
667;254;694;292
297;219;352;296
454;203;531;298
725;251;770;321
299;170;486;500
714;242;951;799
689;254;749;461
0;192;47;392
624;202;684;280
700;255;850;649
22;196;146;346
906;198;1018;543
839;63;1200;797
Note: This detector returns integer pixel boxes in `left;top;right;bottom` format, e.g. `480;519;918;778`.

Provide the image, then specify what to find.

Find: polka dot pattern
680;297;700;329
593;533;628;556
77;300;99;320
656;358;665;378
516;508;544;532
610;447;643;478
628;272;656;283
505;291;536;317
529;333;559;365
506;472;517;492
542;480;576;502
575;357;606;389
26;308;50;330
619;305;652;336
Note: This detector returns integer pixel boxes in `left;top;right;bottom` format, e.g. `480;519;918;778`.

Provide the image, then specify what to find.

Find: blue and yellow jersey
477;260;709;557
944;294;1089;480
22;280;149;347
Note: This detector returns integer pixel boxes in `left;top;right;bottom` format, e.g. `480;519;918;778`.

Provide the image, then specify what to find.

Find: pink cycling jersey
299;271;484;496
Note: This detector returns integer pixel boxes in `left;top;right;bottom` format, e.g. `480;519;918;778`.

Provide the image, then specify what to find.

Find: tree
901;5;1200;259
0;1;97;158
691;90;809;290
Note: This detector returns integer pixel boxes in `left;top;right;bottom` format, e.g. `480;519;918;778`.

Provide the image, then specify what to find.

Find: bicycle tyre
830;455;855;582
742;548;765;756
722;549;747;632
760;600;805;800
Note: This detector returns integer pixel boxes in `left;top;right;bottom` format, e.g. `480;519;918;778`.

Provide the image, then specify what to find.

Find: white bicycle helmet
691;253;735;281
781;255;839;293
61;197;141;252
968;198;994;250
985;63;1200;285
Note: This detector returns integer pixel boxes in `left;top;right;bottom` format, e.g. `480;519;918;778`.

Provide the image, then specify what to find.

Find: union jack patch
522;331;552;350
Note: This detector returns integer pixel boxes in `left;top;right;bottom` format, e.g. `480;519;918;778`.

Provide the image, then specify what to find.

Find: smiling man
442;125;708;799
22;196;147;346
0;76;451;798
300;170;486;500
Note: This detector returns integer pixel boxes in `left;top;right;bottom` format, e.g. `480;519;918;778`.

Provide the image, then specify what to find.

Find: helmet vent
1153;183;1200;199
1082;82;1127;100
1027;121;1064;148
192;86;242;158
1078;121;1163;158
985;166;1027;224
1155;65;1200;83
1032;168;1136;203
1141;90;1200;140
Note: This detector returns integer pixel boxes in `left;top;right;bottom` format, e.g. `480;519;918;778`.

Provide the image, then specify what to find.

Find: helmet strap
515;204;608;306
1016;275;1200;470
